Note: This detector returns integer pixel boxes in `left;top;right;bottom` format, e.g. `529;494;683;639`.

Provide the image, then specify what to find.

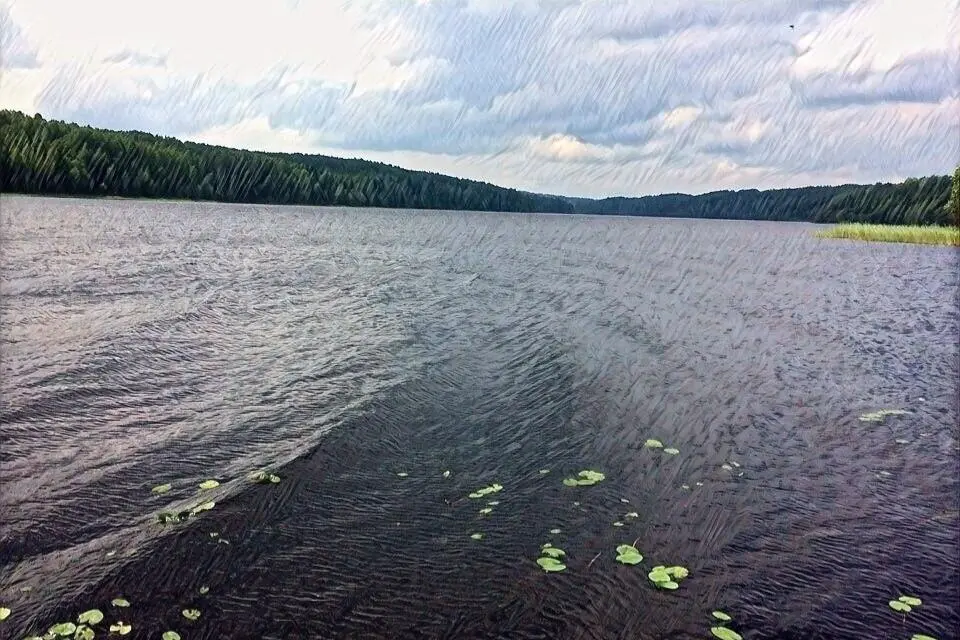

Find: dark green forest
1;109;956;226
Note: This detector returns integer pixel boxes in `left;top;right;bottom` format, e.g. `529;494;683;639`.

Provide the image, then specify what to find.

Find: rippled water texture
1;195;958;640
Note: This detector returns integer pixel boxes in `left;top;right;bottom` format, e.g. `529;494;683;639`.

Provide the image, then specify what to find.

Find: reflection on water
1;196;957;639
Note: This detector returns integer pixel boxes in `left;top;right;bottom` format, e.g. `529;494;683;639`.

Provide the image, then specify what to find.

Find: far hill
0;110;954;226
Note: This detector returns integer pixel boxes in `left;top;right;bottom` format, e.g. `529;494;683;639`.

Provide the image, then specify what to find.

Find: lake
1;195;958;640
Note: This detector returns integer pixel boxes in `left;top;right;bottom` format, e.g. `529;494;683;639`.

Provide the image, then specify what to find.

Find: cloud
0;4;40;69
0;0;957;197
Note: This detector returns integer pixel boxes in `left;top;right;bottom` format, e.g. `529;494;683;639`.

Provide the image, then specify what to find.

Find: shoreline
814;223;960;247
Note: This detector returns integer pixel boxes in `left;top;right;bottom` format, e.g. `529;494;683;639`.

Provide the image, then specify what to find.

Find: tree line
0;109;956;226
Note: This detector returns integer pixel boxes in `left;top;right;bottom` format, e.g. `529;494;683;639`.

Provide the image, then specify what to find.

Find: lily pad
911;635;937;640
657;580;679;590
109;622;132;635
625;512;639;518
74;626;94;640
666;566;689;579
77;610;104;625
0;607;8;621
721;464;733;471
182;609;201;621
111;598;130;608
648;567;671;583
470;533;483;540
562;478;579;487
889;600;912;613
549;528;561;534
898;595;922;607
859;409;909;422
269;474;281;483
487;501;500;506
479;507;493;515
396;472;408;478
198;480;220;490
539;469;550;474
189;501;215;515
468;483;503;499
442;470;451;478
710;627;743;640
199;586;210;595
612;521;624;527
644;439;663;449
663;447;680;455
541;547;566;558
48;623;76;636
162;632;181;640
151;483;172;494
536;557;567;572
615;545;643;565
712;611;732;622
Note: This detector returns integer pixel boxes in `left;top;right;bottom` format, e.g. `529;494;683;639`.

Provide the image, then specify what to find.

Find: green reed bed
815;223;960;246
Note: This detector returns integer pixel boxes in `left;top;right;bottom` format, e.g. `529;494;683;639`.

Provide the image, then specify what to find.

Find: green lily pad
549;528;561;534
562;478;579;487
182;609;201;621
157;511;184;524
111;598;130;607
151;483;172;494
396;472;408;478
721;464;733;471
487;501;500;506
889;600;912;612
269;474;281;483
198;480;219;490
468;483;503;499
614;545;643;565
0;607;8;621
663;448;680;455
74;626;94;640
536;557;567;572
162;632;181;640
579;470;605;482
666;566;689;579
710;627;742;640
109;622;132;635
859;409;909;422
189;501;215;515
616;544;639;555
898;595;922;607
470;533;483;540
644;439;663;448
648;567;671;583
657;580;679;590
199;586;210;595
77;610;103;625
541;547;566;558
48;623;76;636
479;507;492;515
681;484;691;490
442;470;451;478
541;543;552;549
712;611;732;622
539;469;550;474
249;470;280;484
911;635;937;640
612;521;624;527
625;512;639;518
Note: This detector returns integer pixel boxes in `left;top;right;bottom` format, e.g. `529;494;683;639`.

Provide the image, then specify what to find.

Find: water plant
189;501;215;516
663;448;680;455
539;469;550;474
151;483;172;494
710;627;742;640
712;611;732;622
615;544;643;565
549;528;561;534
199;586;210;595
75;626;94;640
109;622;132;635
644;439;663;449
911;634;937;640
889;600;912;613
859;409;910;423
470;533;483;540
625;512;639;518
77;610;103;625
396;472;408;478
468;483;503;499
479;507;493;515
648;565;689;590
162;632;181;640
0;607;8;621
561;470;606;487
612;521;624;527
536;557;566;572
249;471;281;484
198;480;219;490
111;598;130;608
48;622;76;636
442;470;451;478
182;608;201;621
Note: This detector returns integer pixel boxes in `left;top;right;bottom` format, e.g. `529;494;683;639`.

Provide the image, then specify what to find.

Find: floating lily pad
249;470;280;484
895;439;910;444
539;469;550;474
612;521;624;527
269;474;281;483
487;501;500;506
189;501;215;516
396;472;408;478
644;439;663;449
649;567;671;583
911;635;937;640
859;409;909;422
563;470;606;487
468;483;503;499
109;622;132;635
721;464;733;471
665;566;689;579
615;545;643;565
198;480;219;490
710;627;742;640
889;600;912;612
657;580;679;589
442;470;451;478
74;626;94;640
151;483;172;494
549;528;561;534
536;557;566;572
620;498;630;503
625;512;639;518
572;502;580;507
541;547;566;558
111;598;130;608
470;533;483;540
199;586;210;595
0;607;8;621
77;610;103;625
479;507;493;515
182;609;201;621
663;448;680;455
898;595;922;607
48;623;76;636
157;511;185;524
162;632;181;640
681;484;690;490
712;611;732;622
562;478;579;487
541;543;552;549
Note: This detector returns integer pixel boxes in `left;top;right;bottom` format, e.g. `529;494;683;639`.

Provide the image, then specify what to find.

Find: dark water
1;195;958;640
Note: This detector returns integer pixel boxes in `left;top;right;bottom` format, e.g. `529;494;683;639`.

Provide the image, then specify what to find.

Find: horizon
1;0;956;199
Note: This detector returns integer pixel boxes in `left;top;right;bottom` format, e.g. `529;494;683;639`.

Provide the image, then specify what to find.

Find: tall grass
815;223;960;246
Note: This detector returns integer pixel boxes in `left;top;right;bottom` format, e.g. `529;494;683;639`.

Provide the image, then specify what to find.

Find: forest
1;110;957;226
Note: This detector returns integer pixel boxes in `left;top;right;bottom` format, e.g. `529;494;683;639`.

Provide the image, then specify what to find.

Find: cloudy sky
1;0;957;198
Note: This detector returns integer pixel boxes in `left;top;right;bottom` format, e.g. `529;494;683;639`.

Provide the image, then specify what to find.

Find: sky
1;0;957;199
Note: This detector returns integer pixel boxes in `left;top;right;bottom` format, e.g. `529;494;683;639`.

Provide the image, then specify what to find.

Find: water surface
1;196;958;640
